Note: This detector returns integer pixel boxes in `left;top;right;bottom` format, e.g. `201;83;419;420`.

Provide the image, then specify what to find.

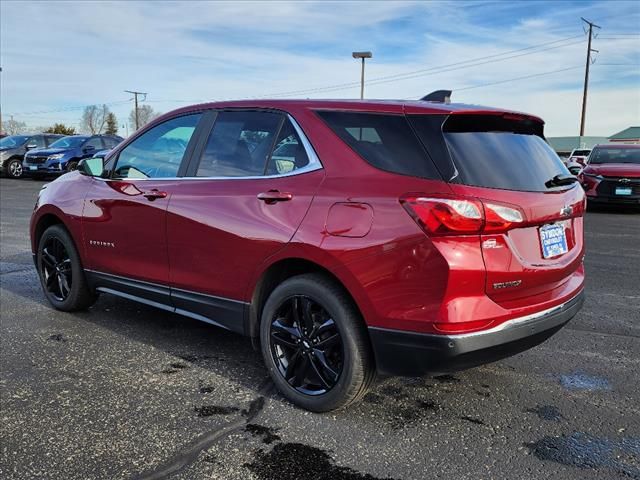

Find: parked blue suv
23;134;123;177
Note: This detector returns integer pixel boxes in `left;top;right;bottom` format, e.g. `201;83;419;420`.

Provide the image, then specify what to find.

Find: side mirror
78;157;105;177
26;144;37;150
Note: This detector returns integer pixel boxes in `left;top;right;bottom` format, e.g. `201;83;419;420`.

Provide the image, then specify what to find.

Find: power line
261;36;585;98
453;66;583;93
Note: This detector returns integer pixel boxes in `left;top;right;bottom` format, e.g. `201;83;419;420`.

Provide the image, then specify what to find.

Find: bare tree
4;119;27;135
81;104;109;134
129;105;160;131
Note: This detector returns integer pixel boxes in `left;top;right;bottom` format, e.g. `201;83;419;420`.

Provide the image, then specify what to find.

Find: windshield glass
589;148;640;164
572;150;590;156
0;136;30;148
49;136;87;149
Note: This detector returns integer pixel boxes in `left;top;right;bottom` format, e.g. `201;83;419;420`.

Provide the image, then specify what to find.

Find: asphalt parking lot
1;177;639;480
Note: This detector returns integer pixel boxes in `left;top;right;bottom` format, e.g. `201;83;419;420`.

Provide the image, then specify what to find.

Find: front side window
83;137;104;151
195;111;282;177
50;136;87;149
28;136;46;148
113;114;201;179
103;137;121;149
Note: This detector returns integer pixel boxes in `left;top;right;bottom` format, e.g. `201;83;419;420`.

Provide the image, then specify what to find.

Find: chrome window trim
100;113;323;182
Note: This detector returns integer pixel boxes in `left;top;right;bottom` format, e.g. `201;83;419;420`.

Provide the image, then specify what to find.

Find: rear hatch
409;112;585;306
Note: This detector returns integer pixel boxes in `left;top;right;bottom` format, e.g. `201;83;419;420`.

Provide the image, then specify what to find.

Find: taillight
400;194;525;236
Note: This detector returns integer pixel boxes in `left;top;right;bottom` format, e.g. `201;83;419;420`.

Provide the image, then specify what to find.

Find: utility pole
579;18;600;137
352;52;373;99
124;90;147;130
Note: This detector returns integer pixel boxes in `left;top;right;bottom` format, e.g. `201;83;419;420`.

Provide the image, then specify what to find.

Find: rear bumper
369;289;585;376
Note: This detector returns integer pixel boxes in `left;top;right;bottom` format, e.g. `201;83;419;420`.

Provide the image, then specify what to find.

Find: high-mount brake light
400;195;526;236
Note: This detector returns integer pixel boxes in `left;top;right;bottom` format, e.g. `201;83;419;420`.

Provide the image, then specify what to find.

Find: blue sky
1;0;638;136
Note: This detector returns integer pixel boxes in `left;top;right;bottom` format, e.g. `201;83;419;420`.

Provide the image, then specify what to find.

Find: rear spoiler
420;90;452;104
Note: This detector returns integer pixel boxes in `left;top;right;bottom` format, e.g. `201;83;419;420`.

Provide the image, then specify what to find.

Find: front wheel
66;161;79;172
37;225;96;311
260;273;375;412
6;159;23;178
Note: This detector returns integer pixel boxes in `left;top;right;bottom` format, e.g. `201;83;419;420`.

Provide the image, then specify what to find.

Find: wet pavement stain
245;442;397;480
194;405;240;417
526;405;564;422
47;333;67;343
169;362;189;369
559;371;612;391
526;433;640;479
245;424;281;444
460;416;485;425
433;374;460;384
417;399;441;411
363;392;384;404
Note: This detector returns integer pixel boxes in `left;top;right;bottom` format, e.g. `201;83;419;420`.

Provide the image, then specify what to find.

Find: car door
82;113;204;303
166;110;324;333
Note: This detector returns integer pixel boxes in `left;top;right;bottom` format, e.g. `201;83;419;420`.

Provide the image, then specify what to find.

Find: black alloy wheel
41;236;73;301
37;225;96;311
269;295;343;395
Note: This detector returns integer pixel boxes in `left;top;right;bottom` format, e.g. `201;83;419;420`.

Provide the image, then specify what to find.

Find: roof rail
420;90;452;104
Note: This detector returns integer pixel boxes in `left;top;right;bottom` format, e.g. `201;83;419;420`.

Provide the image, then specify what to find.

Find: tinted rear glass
589;147;640;164
436;115;569;192
316;111;440;180
572;150;590;156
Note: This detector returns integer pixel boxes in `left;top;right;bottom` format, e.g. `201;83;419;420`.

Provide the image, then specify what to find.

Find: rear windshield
316;111;441;179
424;114;568;192
589;147;640;164
572;150;590;156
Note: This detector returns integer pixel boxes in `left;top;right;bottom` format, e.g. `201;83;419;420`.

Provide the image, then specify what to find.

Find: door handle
257;190;293;204
142;189;168;201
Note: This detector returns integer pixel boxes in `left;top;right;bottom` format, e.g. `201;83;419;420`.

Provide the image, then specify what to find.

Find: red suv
581;143;640;206
30;100;585;411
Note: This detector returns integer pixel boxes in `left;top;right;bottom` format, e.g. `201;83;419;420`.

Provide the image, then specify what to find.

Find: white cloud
0;0;638;136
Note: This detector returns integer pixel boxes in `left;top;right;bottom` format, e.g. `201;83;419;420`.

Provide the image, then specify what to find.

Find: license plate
615;187;632;196
29;166;37;171
539;224;568;259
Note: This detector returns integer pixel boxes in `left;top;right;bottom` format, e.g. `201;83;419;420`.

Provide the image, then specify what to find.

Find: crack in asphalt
132;379;273;480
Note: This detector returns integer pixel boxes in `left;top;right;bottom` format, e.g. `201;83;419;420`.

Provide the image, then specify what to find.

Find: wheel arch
246;254;375;344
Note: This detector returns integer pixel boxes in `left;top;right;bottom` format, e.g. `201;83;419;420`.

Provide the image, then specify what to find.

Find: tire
37;225;96;311
6;159;23;179
260;273;375;412
66;161;79;172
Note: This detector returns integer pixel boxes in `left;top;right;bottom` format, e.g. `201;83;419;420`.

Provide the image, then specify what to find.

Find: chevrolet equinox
30;99;585;411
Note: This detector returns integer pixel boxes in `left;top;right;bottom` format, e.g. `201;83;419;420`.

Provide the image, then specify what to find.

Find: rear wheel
260;273;375;411
6;159;23;179
37;225;96;311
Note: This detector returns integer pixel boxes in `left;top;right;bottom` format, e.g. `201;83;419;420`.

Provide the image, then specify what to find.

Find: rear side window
412;114;568;192
195;111;283;177
265;118;309;175
316;111;441;180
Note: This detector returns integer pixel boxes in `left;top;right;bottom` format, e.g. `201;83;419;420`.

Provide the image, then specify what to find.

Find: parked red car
30;99;585;411
581;144;640;206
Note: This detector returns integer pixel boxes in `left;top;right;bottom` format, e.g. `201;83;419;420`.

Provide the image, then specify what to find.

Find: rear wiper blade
545;174;579;188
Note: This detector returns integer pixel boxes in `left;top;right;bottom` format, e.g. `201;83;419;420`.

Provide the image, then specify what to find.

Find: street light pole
352;51;372;99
